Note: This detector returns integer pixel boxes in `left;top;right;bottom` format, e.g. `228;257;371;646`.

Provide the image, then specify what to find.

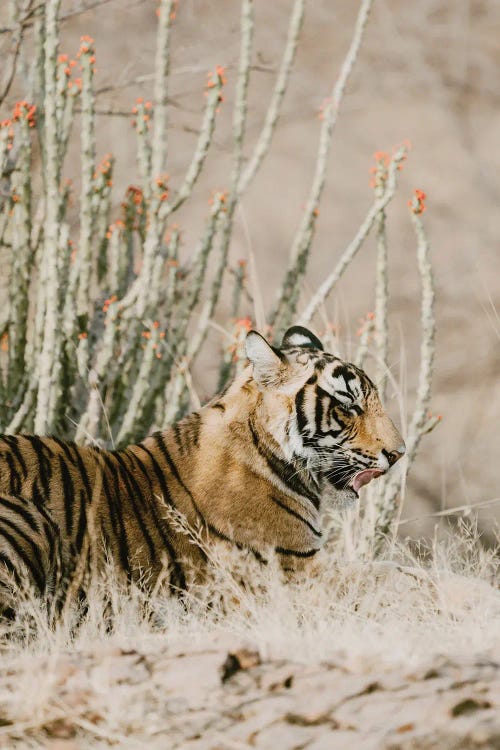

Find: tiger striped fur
0;326;405;617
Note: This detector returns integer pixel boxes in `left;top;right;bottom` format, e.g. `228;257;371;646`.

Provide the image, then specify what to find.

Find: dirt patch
1;642;499;748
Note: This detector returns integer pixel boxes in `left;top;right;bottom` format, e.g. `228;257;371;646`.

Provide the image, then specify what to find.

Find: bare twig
272;0;374;334
0;2;32;107
237;0;305;196
376;193;436;538
300;145;407;326
34;0;62;434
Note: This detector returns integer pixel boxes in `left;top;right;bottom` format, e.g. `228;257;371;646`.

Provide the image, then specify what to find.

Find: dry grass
0;513;498;747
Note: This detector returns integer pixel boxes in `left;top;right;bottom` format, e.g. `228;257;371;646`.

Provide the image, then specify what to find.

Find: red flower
408;188;427;214
235;317;252;332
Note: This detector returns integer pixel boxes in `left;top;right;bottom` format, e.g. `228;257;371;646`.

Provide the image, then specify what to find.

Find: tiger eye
335;404;352;417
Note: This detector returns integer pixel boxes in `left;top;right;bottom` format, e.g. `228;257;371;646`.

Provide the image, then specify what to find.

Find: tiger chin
0;325;405;618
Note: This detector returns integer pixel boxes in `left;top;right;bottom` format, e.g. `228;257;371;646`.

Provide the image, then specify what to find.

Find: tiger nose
384;444;405;466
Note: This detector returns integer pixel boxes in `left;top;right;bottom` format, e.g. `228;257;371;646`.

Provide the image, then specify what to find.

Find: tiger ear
245;330;286;387
281;325;324;351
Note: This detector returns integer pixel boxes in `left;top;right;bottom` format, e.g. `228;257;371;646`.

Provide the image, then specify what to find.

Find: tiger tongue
351;469;383;493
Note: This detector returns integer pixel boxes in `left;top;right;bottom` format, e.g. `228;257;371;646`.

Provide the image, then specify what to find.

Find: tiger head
244;325;405;504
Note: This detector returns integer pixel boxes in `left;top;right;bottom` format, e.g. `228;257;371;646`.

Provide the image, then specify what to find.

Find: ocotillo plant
0;0;439;543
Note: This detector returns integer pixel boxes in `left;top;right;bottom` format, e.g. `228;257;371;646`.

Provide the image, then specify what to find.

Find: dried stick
372;152;390;400
186;0;253;363
115;325;163;446
116;2;174;321
161;0;254;425
75;35;96;338
354;313;375;370
151;0;174;178
272;0;374;334
8;108;32;391
123;75;224;320
34;0;62;434
376;192;436;538
299;145;407;326
237;0;305;196
0;0;34;107
159;71;224;220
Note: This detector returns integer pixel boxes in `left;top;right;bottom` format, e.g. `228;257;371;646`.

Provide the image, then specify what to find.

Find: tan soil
1;640;500;749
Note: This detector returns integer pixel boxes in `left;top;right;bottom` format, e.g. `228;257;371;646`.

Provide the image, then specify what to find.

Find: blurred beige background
2;0;500;535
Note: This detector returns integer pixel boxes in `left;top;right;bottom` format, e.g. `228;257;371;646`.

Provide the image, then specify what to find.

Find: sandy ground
1;640;500;749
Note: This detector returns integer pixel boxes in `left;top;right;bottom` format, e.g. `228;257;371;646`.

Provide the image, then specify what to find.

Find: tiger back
0;326;405;617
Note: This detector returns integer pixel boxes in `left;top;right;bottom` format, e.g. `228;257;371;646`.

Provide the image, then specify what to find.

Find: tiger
0;325;405;618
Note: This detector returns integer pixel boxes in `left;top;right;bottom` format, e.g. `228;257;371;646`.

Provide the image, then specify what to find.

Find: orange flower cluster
428;411;443;421
59;54;77;78
127;185;143;207
121;186;145;230
317;97;333;121
156;173;169;202
369;150;389;189
131;98;152;128
78;35;94;57
394;142;410;171
369;143;411;189
68;77;82;92
207;65;227;88
142;322;166;359
155;0;178;21
408;188;426;214
105;219;125;240
77;36;96;75
1;101;37;152
206;65;227;106
235;317;252;332
13;100;36;126
356;311;375;337
0;333;8;353
78;332;88;340
227;318;253;362
58;51;81;91
93;153;113;188
102;295;118;313
208;190;228;207
373;150;390;166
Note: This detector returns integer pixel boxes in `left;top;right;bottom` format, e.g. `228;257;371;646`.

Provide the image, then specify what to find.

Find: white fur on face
318;365;364;410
